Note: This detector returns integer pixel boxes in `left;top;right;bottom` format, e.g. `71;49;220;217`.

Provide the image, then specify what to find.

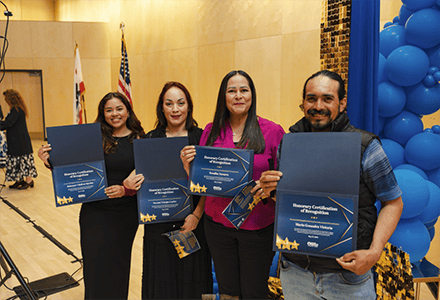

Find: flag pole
76;42;87;124
119;22;126;84
74;42;87;124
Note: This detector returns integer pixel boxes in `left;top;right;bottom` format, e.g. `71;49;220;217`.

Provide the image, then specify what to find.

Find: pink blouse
199;117;285;230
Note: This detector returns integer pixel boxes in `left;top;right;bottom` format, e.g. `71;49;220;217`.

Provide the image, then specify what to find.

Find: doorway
0;70;45;140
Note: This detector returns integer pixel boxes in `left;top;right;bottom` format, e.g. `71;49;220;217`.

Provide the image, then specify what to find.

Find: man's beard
306;108;335;131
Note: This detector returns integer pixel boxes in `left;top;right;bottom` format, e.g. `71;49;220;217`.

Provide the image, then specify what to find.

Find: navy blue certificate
222;180;257;229
46;123;107;207
162;229;201;259
273;132;361;258
134;137;190;224
188;146;254;198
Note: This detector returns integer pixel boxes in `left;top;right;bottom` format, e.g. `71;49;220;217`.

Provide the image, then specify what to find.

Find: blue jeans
280;258;376;300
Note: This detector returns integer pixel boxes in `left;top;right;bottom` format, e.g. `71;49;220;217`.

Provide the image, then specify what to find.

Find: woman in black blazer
0;89;37;189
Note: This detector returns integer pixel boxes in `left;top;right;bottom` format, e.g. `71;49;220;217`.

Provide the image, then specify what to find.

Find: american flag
74;45;85;124
117;37;132;106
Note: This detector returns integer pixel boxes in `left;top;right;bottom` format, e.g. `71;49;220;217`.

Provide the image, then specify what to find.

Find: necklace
112;131;131;145
166;128;187;137
113;135;125;145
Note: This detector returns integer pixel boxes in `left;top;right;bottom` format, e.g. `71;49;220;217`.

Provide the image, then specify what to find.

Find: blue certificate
222;180;257;229
274;132;361;258
162;229;201;259
134;137;190;224
188;146;254;198
47;123;108;207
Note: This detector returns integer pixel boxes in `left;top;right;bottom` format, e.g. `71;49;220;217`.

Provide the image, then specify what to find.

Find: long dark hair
154;81;198;130
3;89;28;117
95;92;145;154
206;70;265;154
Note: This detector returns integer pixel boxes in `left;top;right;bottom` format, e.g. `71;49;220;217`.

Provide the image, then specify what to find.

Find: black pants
80;201;139;300
204;217;274;299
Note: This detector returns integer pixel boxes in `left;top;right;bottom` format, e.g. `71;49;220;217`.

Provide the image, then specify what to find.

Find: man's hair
302;70;346;101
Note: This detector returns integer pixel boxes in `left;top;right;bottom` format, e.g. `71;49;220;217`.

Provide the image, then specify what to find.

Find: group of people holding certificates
38;69;403;300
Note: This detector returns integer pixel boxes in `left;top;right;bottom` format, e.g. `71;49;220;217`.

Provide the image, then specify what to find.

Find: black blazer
0;107;33;156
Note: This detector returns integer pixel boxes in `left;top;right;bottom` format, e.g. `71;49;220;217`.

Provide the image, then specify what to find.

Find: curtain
347;0;380;134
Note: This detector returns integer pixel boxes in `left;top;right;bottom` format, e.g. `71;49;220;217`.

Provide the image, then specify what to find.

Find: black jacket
0;107;33;156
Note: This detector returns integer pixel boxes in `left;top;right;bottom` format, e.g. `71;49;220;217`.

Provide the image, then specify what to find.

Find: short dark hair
154;81;198;130
206;70;265;154
302;70;346;101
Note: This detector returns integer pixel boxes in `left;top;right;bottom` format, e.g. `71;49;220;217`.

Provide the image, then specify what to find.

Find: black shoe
9;181;25;189
18;180;34;190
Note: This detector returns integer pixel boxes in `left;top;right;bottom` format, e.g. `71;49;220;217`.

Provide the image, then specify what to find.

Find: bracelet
124;185;137;196
191;213;200;221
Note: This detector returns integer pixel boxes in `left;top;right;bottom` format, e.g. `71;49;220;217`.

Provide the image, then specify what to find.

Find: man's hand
259;170;283;197
336;248;382;275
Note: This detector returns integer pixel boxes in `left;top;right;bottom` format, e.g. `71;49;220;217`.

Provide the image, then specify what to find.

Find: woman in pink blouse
181;70;285;299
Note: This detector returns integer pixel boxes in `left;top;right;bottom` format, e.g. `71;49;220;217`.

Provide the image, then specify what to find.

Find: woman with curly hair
0;89;37;189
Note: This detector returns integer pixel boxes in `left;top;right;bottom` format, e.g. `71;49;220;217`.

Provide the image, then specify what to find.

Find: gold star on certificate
141;213;155;222
190;182;202;193
281;237;291;250
200;185;207;193
290;240;300;250
67;197;73;203
276;234;284;249
248;197;261;211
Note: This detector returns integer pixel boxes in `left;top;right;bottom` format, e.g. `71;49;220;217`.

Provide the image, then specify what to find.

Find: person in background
181;70;285;299
259;70;403;300
0;89;37;189
38;92;144;299
124;81;212;299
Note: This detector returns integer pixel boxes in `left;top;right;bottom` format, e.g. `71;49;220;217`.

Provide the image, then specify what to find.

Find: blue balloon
384;22;394;28
381;139;406;168
269;252;280;277
405;82;440;115
405;132;440;170
378;116;387;134
426;43;440;69
389;218;431;263
426;167;440;188
378;82;406;117
424;74;436;86
378;53;388;83
385;46;430;86
395;164;428;179
428;66;439;74
402;0;436;11
417;181;440;223
424;217;438;228
399;5;415;25
380;25;407;58
424;128;434;133
428;226;435;241
432;124;440;133
375;200;381;213
434;71;440;81
406;8;440;49
394;169;430;218
383;111;424;146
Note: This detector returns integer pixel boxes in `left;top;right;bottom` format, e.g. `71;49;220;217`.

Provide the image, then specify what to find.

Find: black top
88;135;137;209
143;126;203;242
0;107;33;156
